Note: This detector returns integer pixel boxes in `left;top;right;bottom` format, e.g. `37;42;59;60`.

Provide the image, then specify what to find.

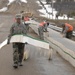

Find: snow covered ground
36;0;74;20
0;0;27;12
0;7;8;12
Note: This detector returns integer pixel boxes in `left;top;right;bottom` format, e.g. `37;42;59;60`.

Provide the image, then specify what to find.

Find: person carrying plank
7;14;27;68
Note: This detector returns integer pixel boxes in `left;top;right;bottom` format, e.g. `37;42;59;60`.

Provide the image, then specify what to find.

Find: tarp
0;35;49;50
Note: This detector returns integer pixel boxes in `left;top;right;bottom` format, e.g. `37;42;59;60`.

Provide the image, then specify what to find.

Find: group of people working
7;13;73;69
38;20;73;40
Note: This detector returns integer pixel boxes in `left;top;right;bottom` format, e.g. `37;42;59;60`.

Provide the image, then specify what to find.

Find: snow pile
36;1;40;5
7;0;27;5
37;0;74;20
0;7;8;12
20;0;27;3
36;1;42;6
7;0;15;6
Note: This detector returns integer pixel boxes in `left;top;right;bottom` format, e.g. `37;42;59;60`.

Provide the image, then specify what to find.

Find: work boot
13;62;18;69
18;62;23;66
